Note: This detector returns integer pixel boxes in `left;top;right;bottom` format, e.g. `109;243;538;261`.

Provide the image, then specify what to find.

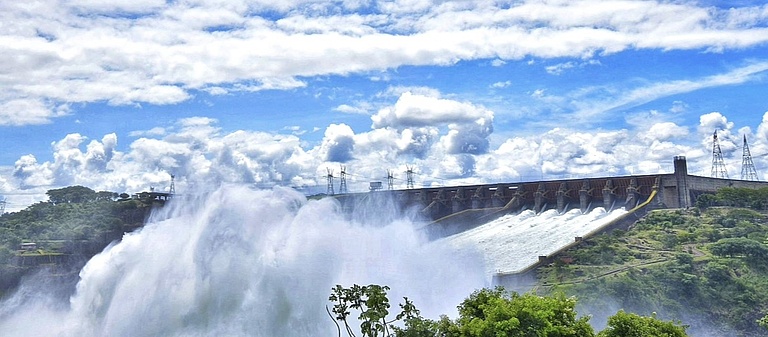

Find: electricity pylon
405;165;415;189
711;130;729;179
741;135;759;181
339;165;348;194
326;168;335;195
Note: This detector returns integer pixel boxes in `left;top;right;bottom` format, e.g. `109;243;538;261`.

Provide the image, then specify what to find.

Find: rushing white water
444;207;627;274
0;185;626;336
0;186;485;336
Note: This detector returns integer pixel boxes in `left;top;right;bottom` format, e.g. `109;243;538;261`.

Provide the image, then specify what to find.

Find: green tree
46;186;97;204
456;288;595;337
328;284;422;337
95;191;118;202
597;310;687;337
709;237;768;261
331;285;598;337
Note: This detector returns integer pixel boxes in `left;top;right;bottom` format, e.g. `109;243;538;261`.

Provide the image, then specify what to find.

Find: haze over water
0;185;624;336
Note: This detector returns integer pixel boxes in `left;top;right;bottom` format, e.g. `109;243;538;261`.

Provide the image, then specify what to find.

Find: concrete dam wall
334;156;768;224
331;157;768;278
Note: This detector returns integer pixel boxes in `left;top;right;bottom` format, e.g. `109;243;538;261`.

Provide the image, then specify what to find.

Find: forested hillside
0;186;154;298
537;187;768;337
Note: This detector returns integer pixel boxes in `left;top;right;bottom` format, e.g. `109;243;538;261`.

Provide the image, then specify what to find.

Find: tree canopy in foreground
329;284;688;337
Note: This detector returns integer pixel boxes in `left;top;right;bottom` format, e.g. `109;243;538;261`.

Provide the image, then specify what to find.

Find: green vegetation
695;187;768;210
0;185;155;298
329;284;687;336
597;310;687;337
537;188;768;336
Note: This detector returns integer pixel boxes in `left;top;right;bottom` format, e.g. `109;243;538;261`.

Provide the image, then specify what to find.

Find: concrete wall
333;156;768;225
657;156;768;208
335;174;660;222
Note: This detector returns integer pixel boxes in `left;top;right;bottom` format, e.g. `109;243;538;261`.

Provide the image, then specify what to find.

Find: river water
0;185;625;336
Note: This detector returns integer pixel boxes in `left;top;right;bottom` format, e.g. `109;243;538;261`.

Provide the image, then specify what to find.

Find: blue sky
2;0;768;212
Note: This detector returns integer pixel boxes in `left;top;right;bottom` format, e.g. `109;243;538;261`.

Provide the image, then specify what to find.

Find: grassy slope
537;207;768;337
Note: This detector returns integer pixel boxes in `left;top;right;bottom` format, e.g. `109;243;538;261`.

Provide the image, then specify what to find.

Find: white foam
442;207;627;274
0;185;486;336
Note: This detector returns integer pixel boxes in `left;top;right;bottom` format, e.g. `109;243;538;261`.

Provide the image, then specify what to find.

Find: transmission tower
169;174;176;194
339;165;348;194
386;169;394;190
405;165;415;189
711;130;729;179
741;135;759;181
326;168;335;195
0;198;6;215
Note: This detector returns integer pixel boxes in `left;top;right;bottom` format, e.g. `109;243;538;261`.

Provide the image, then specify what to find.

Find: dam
334;156;767;221
332;156;768;277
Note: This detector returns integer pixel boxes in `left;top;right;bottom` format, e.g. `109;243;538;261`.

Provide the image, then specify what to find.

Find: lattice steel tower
405;165;415;189
338;165;348;194
711;130;729;179
741;135;759;181
0;198;5;215
386;169;394;190
326;168;335;195
169;174;176;194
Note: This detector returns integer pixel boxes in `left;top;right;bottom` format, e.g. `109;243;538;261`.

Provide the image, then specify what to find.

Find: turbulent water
0;185;625;336
445;207;626;274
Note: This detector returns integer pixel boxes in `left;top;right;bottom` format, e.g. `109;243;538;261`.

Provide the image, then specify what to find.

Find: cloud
129;127;167;138
698;112;740;162
6;118;318;195
3;111;768;208
545;59;601;75
699;112;734;133
757;112;768;143
3;1;768;125
316;124;356;163
371;92;493;129
334;104;370;115
669;101;688;114
369;91;495;159
0;99;69;126
534;61;768;126
441;121;493;155
545;62;575;75
618;62;768;108
645;122;689;142
489;81;511;89
13;154;52;188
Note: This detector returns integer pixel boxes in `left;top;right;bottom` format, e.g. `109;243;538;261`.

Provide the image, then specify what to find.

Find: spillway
441;207;626;274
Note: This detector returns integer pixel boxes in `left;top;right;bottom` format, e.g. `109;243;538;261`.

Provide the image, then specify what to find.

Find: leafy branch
327;284;420;337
